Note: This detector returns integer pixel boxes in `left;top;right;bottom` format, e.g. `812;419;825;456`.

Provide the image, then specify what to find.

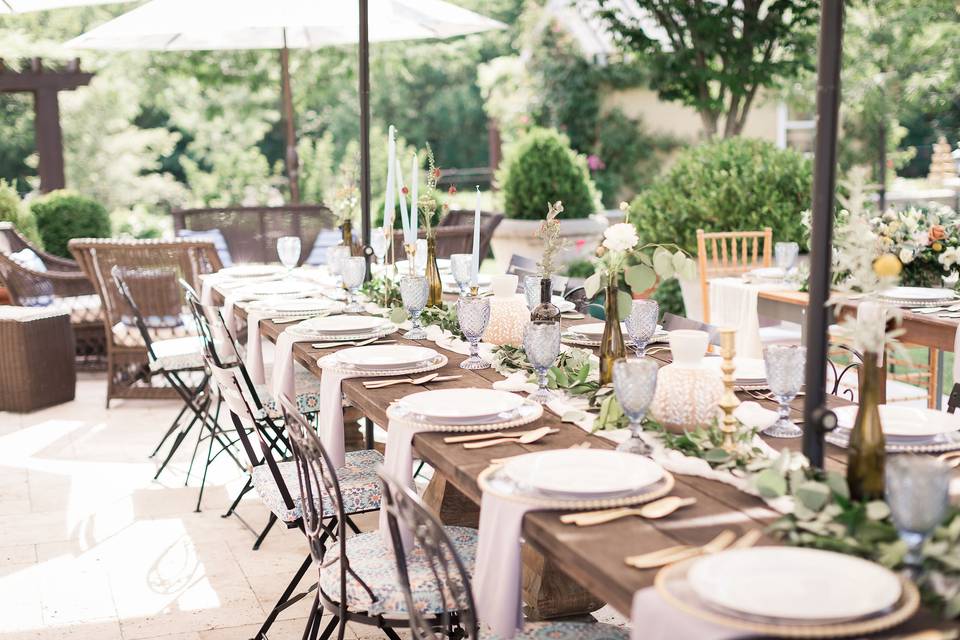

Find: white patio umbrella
0;0;129;13
64;0;505;204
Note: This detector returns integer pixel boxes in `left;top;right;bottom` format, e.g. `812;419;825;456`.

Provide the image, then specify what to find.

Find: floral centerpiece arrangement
870;204;960;288
410;146;455;307
537;200;567;278
330;161;360;252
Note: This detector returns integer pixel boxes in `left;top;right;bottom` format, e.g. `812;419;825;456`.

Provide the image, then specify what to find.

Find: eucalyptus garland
360;273;402;309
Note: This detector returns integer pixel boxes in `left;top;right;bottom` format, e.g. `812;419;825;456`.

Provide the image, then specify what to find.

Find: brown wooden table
759;289;958;408
219;288;950;632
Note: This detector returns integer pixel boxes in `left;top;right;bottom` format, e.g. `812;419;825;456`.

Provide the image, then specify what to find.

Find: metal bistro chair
377;470;629;640
111;266;241;502
282;396;468;640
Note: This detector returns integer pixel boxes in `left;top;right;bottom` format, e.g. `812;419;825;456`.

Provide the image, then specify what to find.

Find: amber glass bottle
847;351;886;501
599;280;626;385
425;235;443;307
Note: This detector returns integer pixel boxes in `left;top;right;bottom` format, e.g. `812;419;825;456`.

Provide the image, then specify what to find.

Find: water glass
523;275;542;310
457;294;491;370
277;236;301;271
524;322;561;403
762;344;805;438
886;455;951;571
450;254;472;297
400;275;429;340
624;299;659;356
341;256;367;312
371;228;388;266
326;244;352;285
775;242;800;273
613;358;659;455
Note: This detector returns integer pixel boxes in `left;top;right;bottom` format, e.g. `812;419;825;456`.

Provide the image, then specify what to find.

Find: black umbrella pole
803;0;844;468
358;0;373;276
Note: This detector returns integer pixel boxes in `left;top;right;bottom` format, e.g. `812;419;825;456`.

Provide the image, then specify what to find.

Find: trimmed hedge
0;179;42;246
498;127;599;220
31;190;111;258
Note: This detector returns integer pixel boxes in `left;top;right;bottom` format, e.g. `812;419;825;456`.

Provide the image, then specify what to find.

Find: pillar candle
470;186;481;288
411;153;418;240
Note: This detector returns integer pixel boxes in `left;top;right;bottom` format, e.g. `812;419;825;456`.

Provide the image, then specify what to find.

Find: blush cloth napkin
473;490;538;640
244;310;271;385
709;278;763;359
953;324;960;385
378;418;431;550
630;588;748;640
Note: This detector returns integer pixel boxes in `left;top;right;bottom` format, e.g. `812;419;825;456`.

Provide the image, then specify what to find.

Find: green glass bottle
847;351;886;501
599;280;626;385
425;235;443;307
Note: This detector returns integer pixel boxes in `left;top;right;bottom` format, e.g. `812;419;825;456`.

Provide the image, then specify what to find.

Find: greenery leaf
616;290;633;321
795;481;831;512
584;272;602;298
652;246;675;279
754;468;788;498
866;501;891;521
624;263;656;293
389;307;408;324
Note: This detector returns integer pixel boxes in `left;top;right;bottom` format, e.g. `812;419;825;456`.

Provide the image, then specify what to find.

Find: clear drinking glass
762;344;805;438
326;244;351;284
613;358;659;455
624;299;659;356
886;455;951;572
450;254;473;297
523;275;542;310
457;294;491;370
524;322;561;403
341;256;367;312
400;275;429;340
775;242;800;273
277;236;301;271
371;228;388;266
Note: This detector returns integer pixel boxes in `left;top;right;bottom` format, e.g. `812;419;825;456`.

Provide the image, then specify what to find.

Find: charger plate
317;352;447;377
291;323;397;343
386;398;544;433
478;460;674;510
655;558;919;638
826;429;960;454
561;331;669;348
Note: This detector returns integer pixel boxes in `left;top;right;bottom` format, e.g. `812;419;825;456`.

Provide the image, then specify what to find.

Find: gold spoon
462;426;558;449
363;372;439;389
561;496;697;526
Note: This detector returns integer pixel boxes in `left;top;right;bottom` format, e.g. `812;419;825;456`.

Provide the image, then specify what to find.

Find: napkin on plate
630;588;747;640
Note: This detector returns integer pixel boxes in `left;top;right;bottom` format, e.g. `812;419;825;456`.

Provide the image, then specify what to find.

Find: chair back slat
378;470;478;640
695;228;772;323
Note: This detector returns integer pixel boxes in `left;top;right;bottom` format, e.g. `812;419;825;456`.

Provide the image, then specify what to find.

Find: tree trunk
699;109;719;138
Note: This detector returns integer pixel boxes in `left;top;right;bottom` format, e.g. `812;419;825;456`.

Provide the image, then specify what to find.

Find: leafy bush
498;128;600;220
631;138;812;253
564;258;595;279
31;190;111;258
0;179;42;246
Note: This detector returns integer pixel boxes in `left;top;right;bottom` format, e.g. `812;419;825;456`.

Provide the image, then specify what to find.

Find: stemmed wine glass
524;321;560;403
762;344;805;438
613;358;658;455
457;294;491;369
400;275;429;340
371;227;388;268
277;236;301;272
624;299;659;356
775;242;800;274
341;256;367;313
886;455;951;574
450;254;472;297
327;245;352;290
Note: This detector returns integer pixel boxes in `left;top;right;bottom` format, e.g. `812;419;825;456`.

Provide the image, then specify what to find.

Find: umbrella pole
802;0;844;468
358;0;372;274
280;39;301;204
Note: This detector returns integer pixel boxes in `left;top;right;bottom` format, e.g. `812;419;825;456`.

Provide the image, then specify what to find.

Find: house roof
542;0;669;63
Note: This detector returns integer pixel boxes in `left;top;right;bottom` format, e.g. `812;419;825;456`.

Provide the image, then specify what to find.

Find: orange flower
929;225;946;241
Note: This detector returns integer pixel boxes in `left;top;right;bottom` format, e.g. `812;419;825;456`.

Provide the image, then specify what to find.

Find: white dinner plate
553;297;576;313
246;280;309;297
878;286;955;302
253;298;342;314
688;547;902;622
298;315;387;335
219;264;286;279
832;404;960;439
336;344;438;370
746;267;786;280
570;322;623;338
703;357;767;382
504;449;664;497
398;388;526;423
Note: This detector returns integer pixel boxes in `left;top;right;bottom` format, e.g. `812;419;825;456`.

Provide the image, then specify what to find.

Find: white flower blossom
939;246;960;270
602;223;639;252
898;247;914;265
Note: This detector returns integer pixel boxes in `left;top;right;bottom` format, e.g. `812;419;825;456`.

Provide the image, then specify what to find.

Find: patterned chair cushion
319;526;478;617
51;294;103;324
112;312;198;347
251;449;383;524
486;622;629;640
148;336;205;373
255;364;324;415
10;248;46;273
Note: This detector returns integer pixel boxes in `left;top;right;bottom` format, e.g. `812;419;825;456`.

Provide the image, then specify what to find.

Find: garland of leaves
360;273;402;309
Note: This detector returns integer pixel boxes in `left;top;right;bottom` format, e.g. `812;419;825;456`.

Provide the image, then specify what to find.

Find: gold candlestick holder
403;242;417;277
718;328;741;452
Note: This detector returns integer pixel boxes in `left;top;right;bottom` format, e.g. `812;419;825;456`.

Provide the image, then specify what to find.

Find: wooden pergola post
0;58;93;192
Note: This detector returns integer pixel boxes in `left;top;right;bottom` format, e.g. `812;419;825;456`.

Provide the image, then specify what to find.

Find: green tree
594;0;819;138
30;190;111;257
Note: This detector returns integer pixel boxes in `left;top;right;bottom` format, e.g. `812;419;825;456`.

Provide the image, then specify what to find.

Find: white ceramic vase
650;330;724;428
483;274;528;347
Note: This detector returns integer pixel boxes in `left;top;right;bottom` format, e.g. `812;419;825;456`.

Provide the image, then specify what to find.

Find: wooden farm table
220;290;950;632
759;289;959;408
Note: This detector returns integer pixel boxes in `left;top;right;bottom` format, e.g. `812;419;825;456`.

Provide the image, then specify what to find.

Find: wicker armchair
0;222;104;358
440;209;503;259
390;225;479;261
70;238;223;405
171;205;336;265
